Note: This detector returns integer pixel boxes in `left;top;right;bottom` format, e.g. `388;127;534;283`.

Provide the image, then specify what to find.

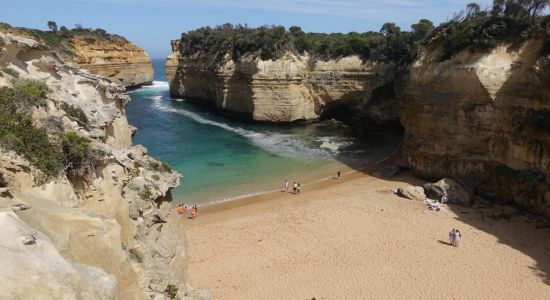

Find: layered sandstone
166;40;398;123
403;39;550;217
0;33;204;299
69;36;153;88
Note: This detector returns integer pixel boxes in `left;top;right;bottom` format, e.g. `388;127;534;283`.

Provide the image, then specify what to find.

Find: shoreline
182;163;550;299
189;149;400;213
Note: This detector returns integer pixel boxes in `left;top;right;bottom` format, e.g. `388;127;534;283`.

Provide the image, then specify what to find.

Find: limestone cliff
0;33;204;299
70;36;153;88
403;38;550;217
166;40;398;123
0;23;153;88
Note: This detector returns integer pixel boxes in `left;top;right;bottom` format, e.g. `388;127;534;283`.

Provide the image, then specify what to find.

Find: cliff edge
403;37;550;217
0;23;153;88
0;32;204;299
167;42;397;123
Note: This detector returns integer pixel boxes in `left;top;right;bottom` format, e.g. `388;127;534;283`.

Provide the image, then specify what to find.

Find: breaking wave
150;96;338;160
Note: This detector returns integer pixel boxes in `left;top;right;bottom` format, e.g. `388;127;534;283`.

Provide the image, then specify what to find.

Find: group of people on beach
177;203;198;219
448;228;462;246
284;180;301;194
283;171;342;195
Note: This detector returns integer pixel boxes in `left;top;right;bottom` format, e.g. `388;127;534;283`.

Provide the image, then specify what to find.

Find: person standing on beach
297;182;301;194
454;229;461;247
293;182;298;194
337;170;341;180
449;229;455;245
177;204;184;217
284;180;289;193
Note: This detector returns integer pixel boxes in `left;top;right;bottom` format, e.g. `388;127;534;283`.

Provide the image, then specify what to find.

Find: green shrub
10;78;49;107
0;66;19;78
148;160;172;172
435;1;549;61
179;20;434;66
165;284;178;299
83;37;96;44
139;185;152;200
0;87;63;180
152;174;160;181
61;102;89;125
61;132;99;175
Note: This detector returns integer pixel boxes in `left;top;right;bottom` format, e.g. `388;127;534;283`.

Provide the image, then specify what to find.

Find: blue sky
1;0;492;58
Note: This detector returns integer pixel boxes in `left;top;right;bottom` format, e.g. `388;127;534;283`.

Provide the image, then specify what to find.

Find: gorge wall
69;36;154;88
0;24;153;88
0;33;203;299
166;40;400;124
167;35;550;218
403;38;550;217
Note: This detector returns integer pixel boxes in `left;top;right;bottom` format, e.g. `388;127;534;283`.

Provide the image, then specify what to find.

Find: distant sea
125;59;395;206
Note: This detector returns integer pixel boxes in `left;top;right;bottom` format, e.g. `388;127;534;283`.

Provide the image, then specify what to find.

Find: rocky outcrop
70;36;153;88
166;40;398;123
0;33;203;299
403;39;550;217
0;24;153;88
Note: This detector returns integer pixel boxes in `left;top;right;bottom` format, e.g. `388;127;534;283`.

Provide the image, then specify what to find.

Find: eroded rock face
166;40;398;123
0;32;202;299
70;36;154;88
403;40;550;217
0;210;117;300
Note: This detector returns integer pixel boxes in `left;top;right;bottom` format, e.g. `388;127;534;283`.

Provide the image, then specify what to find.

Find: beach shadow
437;240;453;246
340;157;550;286
446;204;550;286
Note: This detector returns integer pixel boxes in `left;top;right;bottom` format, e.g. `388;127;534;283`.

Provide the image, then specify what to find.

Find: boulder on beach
394;186;426;201
423;178;473;206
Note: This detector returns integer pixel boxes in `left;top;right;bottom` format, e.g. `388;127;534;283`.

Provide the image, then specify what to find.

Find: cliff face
70;36;154;88
403;39;550;217
166;40;398;123
0;24;153;88
0;33;203;299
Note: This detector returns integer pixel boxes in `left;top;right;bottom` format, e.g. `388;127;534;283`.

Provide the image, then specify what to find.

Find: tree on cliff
47;21;57;33
438;0;549;60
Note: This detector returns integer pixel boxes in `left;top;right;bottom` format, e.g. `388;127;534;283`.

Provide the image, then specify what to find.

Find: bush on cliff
436;0;549;60
0;21;130;57
0;84;102;182
0;87;62;179
179;20;434;65
61;102;89;125
10;78;50;104
62;132;103;178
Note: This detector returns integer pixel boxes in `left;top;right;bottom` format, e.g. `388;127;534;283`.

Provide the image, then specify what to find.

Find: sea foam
150;96;335;160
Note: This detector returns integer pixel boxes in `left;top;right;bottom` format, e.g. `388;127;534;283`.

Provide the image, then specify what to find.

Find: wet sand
182;169;550;299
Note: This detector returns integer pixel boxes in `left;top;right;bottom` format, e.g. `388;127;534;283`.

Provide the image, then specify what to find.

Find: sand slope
182;172;550;299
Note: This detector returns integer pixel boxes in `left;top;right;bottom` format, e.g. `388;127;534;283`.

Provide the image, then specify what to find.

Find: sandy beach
182;169;550;299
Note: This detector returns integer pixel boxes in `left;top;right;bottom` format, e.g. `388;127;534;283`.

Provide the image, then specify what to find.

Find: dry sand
181;170;550;299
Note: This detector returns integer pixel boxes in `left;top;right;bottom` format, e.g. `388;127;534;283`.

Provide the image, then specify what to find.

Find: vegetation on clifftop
178;19;434;66
177;1;549;65
433;1;549;60
0;21;129;57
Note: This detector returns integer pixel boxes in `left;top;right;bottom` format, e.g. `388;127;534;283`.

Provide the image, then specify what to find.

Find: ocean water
125;59;395;205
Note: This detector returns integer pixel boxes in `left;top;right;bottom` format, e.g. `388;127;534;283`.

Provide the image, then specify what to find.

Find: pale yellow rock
166;42;396;122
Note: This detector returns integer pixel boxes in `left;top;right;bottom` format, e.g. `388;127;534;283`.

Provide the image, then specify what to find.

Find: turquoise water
125;59;394;205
